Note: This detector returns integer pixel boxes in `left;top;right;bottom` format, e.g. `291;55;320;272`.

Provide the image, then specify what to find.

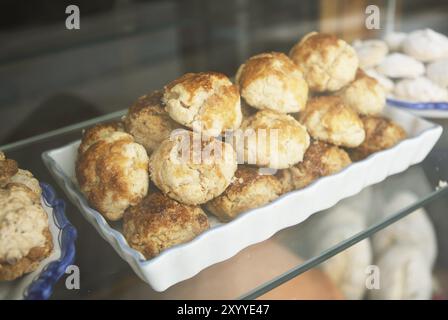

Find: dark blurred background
0;0;447;144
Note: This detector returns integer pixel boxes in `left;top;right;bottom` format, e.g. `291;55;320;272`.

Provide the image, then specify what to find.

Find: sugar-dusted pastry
9;169;41;196
306;205;372;300
276;140;351;193
367;246;432;300
123;192;209;259
336;69;385;116
163;72;242;137
299;96;365;148
206;166;282;221
426;59;448;88
376;53;425;79
353;39;388;69
149;130;237;205
289;32;359;92
384;32;407;52
372;193;437;266
0;183;52;281
348;116;406;161
394;77;448;102
402;29;448;62
76;131;149;221
235;52;308;113
237;110;310;169
364;68;394;93
0;152;41;196
123;90;181;154
78;121;124;155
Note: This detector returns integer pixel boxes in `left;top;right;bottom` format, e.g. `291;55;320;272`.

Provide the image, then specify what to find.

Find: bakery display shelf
1;111;447;299
241;186;448;300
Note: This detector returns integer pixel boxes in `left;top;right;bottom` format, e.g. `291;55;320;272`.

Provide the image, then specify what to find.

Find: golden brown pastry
78;121;124;155
123;90;181;154
123;192;209;259
336;69;385;116
149;130;237;205
0;152;41;197
206;166;282;222
348;116;406;161
236;52;308;113
0;184;52;281
237;110;310;169
289;32;359;92
76;131;149;221
163;72;242;137
299;96;365;148
0;152;18;186
9;169;41;196
276;140;351;193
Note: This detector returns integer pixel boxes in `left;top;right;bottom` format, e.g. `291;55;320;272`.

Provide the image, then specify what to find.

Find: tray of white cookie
353;29;448;118
43;32;442;292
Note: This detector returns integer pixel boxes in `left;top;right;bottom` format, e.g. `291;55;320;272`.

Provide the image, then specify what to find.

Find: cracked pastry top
0;153;52;281
276;140;351;193
78;121;124;155
237;110;310;169
235;52;308;113
348;116;406;161
206;166;282;222
163;72;242;137
123;90;181;154
149;130;237;205
289;32;359;92
336;69;386;116
123;191;209;259
299;96;365;148
76;130;149;221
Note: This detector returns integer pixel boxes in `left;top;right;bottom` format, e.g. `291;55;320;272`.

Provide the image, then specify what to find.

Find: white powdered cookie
426;59;448;88
394;77;448;102
384;32;407;52
376;53;424;79
403;29;448;62
353;39;388;69
367;246;432;300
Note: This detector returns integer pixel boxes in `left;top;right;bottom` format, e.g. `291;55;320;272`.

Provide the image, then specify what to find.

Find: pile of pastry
0;152;53;281
353;28;448;102
76;31;406;259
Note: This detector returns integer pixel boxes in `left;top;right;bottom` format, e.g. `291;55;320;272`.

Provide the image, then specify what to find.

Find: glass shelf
1;111;447;300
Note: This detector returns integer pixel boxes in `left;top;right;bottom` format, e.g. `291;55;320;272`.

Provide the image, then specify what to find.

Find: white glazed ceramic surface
42;106;442;292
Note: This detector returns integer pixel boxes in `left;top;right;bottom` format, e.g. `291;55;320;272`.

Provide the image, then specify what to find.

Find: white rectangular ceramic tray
42;106;442;292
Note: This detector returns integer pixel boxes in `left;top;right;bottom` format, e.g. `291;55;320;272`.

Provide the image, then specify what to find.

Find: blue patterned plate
387;98;448;118
0;182;77;300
